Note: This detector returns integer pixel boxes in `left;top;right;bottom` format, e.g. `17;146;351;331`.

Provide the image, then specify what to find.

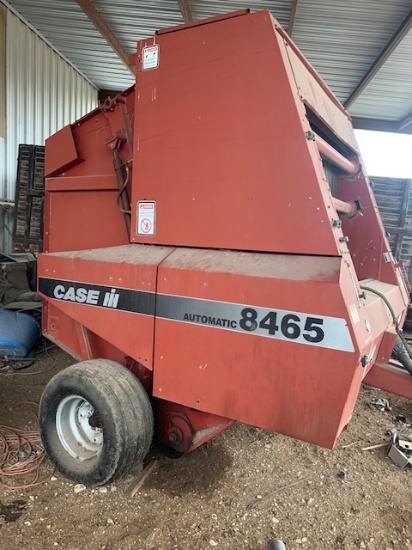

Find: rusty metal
333;198;361;218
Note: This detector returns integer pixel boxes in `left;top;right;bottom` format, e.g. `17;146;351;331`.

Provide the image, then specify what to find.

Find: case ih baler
38;10;411;486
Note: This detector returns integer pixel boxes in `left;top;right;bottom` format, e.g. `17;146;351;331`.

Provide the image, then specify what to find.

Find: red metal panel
43;89;136;253
364;363;412;400
152;248;362;448
45;125;80;177
38;245;174;367
43;303;130;364
46;175;119;192
45;187;128;252
131;11;341;256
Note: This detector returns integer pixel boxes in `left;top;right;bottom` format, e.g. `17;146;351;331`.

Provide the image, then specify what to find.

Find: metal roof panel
350;30;412;121
4;0;412;125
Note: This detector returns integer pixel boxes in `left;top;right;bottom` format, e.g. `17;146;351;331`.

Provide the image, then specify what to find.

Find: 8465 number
239;308;325;343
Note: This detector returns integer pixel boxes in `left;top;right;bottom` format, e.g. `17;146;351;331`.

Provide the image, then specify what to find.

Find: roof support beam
345;8;412;109
352;116;412;135
76;0;135;75
177;0;193;23
288;0;299;36
398;110;412;131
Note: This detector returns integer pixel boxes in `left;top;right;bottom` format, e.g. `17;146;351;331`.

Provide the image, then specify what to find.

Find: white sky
355;130;412;178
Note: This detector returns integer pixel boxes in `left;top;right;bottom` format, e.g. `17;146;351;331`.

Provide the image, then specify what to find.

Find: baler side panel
152;248;363;449
131;11;342;256
38;245;175;368
45;125;81;177
43;302;131;364
44;89;135;253
44;177;128;253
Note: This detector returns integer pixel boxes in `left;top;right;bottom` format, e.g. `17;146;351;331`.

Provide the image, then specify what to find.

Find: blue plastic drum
0;309;40;357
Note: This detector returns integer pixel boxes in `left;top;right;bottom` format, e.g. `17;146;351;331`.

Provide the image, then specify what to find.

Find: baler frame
37;9;411;486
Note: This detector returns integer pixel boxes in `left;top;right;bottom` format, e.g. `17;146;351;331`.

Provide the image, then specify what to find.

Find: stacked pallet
13;145;45;252
371;176;412;284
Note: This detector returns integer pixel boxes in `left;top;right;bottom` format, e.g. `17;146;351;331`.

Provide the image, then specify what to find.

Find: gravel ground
0;345;411;550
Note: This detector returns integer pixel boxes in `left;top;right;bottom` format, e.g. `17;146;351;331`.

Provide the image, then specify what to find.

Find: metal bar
345;8;412;109
364;361;412;401
177;0;193;23
384;226;412;237
75;0;135;75
332;198;358;217
75;323;93;360
315;135;358;175
352;117;399;133
398;110;412;131
408;254;412;283
287;0;299;36
351;117;412;134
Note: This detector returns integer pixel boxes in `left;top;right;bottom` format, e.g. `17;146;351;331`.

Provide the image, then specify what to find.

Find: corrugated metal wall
0;7;98;252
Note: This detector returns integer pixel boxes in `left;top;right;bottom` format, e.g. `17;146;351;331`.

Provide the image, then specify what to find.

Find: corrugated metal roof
191;0;291;29
3;0;412;127
350;30;412;120
96;0;183;49
291;0;412;103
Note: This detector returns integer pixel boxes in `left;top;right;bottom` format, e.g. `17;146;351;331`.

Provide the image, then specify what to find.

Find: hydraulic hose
391;339;412;376
360;285;412;375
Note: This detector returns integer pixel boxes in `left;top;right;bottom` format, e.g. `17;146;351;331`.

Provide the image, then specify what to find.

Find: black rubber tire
39;359;153;486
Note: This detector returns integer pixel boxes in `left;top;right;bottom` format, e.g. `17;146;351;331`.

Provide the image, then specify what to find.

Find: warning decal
142;45;159;70
137;201;156;236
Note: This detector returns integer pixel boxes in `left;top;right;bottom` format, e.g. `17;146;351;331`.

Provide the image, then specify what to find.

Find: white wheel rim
56;395;103;461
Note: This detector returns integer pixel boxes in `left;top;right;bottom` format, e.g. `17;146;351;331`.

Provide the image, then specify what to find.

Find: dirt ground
0;344;411;550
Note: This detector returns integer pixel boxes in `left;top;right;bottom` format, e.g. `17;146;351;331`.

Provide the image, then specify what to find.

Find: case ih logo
38;278;155;316
53;284;120;308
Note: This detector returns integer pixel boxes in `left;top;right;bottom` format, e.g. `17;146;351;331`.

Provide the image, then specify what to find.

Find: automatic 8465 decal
156;295;354;352
239;307;324;343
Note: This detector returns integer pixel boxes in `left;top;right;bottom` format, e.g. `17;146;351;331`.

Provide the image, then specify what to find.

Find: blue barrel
0;309;40;357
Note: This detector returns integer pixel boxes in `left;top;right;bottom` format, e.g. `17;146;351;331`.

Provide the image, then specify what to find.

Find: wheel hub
56;395;103;461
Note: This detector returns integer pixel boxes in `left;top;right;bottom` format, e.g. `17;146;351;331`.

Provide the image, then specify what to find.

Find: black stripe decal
39;277;155;315
39;278;354;352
